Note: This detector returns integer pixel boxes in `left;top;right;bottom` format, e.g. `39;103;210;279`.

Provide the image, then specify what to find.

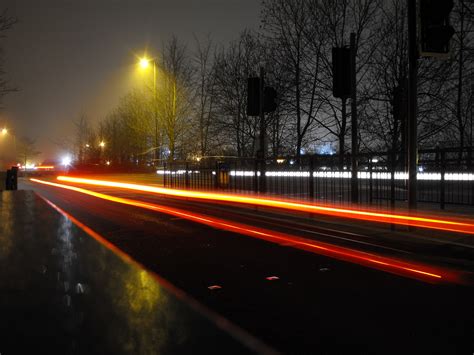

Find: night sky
2;0;260;161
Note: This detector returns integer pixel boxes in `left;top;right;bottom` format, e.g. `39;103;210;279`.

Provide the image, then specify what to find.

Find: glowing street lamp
1;128;7;135
139;57;150;69
99;141;105;148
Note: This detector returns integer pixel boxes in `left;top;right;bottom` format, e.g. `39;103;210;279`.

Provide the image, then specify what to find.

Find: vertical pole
163;162;167;187
309;156;315;200
254;158;259;193
340;98;347;170
369;158;373;204
350;33;358;204
440;149;446;210
390;151;396;209
153;62;158;165
259;67;266;194
407;0;418;210
185;162;190;189
214;161;219;189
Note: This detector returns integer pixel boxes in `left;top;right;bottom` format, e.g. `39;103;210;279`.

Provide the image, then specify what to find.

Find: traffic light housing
247;77;260;116
332;47;351;99
419;0;455;57
263;86;277;113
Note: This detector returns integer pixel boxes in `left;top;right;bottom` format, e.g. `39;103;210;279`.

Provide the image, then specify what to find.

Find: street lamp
138;55;159;165
98;141;106;165
0;126;18;171
139;57;150;69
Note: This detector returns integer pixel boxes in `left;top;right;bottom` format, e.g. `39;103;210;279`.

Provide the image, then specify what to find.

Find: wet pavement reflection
0;191;265;354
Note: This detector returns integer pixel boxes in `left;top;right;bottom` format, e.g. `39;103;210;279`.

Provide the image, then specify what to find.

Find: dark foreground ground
3;178;473;354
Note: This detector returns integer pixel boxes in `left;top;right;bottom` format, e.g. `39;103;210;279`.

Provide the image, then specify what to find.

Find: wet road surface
21;179;474;354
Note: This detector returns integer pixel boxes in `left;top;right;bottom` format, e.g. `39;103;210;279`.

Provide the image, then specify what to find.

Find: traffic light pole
408;0;418;210
350;33;359;204
259;67;266;193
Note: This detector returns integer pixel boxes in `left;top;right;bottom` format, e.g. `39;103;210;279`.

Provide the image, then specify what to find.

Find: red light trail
54;175;474;235
31;178;467;284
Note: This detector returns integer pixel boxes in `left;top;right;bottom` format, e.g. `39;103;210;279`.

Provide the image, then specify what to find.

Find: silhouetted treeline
75;0;474;165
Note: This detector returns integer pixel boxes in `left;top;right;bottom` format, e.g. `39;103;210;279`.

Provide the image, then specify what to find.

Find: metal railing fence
159;147;474;209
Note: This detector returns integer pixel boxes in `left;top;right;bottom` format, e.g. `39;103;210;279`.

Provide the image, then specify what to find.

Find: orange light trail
31;178;467;284
35;165;55;170
55;175;474;235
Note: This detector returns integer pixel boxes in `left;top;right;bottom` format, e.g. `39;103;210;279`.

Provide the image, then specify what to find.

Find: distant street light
1;128;7;135
99;141;105;148
62;156;72;167
138;55;159;165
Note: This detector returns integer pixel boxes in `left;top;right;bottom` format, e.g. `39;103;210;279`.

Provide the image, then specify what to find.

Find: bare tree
192;34;217;157
0;9;17;108
262;0;327;157
17;136;40;167
158;36;194;160
73;114;94;164
213;30;262;157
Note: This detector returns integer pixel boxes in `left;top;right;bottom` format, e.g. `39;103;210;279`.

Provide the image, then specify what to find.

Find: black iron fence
160;147;474;209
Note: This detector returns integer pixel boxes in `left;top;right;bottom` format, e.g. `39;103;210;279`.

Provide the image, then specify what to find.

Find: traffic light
332;47;351;99
263;86;277;113
247;77;260;116
419;0;455;57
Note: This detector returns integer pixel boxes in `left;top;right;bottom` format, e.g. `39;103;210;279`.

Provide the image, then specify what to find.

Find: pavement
0;190;273;354
19;177;474;354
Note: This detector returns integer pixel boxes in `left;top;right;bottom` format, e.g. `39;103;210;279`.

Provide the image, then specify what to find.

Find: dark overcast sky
2;0;261;160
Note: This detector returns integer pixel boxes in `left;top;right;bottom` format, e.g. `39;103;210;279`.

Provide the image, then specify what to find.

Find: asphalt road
23;178;474;354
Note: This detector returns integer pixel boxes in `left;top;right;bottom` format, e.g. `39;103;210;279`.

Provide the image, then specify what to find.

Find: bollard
5;167;18;191
5;169;11;190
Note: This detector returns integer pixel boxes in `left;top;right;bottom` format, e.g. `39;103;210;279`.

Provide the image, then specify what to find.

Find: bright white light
266;171;310;177
230;170;255;177
62;156;72;167
158;169;474;182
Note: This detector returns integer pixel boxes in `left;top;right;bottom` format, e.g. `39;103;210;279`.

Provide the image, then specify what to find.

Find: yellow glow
139;57;150;69
1;128;7;135
99;141;105;148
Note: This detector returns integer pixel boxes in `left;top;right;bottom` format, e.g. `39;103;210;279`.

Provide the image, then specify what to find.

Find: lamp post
139;56;159;165
1;127;17;169
99;140;105;164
